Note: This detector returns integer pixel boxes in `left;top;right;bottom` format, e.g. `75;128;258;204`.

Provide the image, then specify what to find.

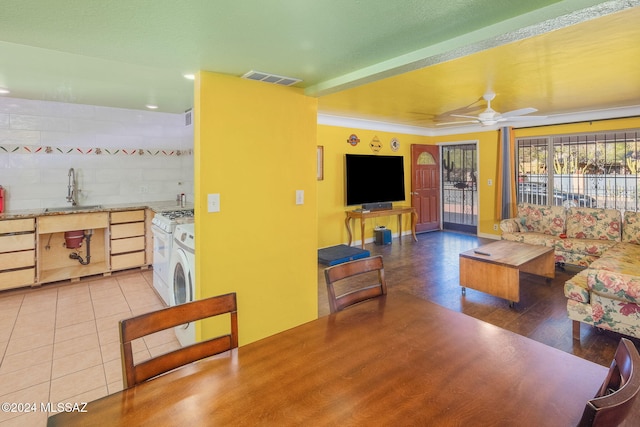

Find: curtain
496;127;517;220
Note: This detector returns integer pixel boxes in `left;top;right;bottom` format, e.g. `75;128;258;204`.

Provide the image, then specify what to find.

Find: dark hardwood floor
317;231;640;367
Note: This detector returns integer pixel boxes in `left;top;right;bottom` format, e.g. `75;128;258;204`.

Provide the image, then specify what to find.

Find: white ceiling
0;0;639;133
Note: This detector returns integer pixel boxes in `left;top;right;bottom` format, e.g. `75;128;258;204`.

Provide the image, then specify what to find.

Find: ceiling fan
437;93;544;126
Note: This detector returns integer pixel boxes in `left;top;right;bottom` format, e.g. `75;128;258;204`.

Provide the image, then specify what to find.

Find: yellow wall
194;72;318;345
316;124;505;246
317;125;430;248
317;117;640;248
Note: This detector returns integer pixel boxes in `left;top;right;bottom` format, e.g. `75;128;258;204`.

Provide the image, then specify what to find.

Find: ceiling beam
306;0;637;97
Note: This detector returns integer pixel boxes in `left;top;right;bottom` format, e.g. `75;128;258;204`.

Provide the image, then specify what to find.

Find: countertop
0;200;194;220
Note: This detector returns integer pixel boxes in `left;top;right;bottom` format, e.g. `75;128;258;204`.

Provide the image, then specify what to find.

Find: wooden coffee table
459;240;555;307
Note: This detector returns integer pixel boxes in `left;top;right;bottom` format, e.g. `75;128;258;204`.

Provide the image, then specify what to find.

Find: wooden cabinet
37;212;109;284
145;208;154;266
0;218;36;290
1;207;154;290
38;212;108;233
110;209;148;271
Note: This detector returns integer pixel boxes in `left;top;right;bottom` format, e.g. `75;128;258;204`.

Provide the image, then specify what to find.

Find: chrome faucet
66;168;78;206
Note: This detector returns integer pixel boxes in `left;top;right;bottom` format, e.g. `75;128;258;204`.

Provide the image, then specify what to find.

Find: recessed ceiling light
0;88;10;94
183;74;195;80
146;104;158;109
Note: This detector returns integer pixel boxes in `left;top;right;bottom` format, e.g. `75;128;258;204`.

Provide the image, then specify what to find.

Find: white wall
0;97;193;211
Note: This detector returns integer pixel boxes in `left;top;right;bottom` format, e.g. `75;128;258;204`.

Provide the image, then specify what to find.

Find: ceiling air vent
241;70;301;86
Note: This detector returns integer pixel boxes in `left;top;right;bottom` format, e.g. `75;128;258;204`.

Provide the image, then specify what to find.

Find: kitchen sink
43;205;103;213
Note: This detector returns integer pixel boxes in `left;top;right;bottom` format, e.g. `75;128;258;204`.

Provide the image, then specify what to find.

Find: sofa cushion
499;218;521;233
589;256;640;277
596;242;640;266
501;232;557;248
553;238;617;258
590;242;640;278
555;251;599;267
622;210;640;244
517;203;565;236
565;207;621;241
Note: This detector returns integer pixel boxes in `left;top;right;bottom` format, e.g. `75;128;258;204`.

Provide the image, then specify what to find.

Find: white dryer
169;222;196;346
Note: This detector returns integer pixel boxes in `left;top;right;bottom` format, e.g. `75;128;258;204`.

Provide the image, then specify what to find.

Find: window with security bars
516;130;640;211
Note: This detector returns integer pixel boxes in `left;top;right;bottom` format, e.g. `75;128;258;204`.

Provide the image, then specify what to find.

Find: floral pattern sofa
501;204;640;340
500;204;621;267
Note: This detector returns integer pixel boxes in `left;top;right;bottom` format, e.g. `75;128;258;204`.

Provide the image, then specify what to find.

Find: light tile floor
0;269;179;427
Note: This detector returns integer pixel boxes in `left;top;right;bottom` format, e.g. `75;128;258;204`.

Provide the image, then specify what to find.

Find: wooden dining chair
577;338;640;427
119;292;238;388
324;255;387;313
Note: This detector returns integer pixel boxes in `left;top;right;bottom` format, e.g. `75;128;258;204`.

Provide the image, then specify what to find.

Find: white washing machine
169;223;196;346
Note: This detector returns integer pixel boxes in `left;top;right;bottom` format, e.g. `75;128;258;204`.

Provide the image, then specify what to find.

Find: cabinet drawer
111;236;145;254
0;249;35;270
111;252;146;270
0;233;35;253
0;218;35;234
111;210;145;224
111;222;145;239
38;212;108;234
0;268;35;290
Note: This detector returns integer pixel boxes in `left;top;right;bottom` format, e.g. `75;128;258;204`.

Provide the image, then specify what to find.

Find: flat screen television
345;154;405;206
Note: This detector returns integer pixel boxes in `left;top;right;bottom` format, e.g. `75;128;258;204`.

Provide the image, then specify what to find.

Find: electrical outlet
140;185;148;193
493;224;498;231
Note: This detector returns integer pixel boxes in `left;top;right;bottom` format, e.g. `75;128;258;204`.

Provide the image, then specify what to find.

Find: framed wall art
317;146;324;180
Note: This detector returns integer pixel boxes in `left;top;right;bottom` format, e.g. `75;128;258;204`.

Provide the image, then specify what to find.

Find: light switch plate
296;190;304;205
208;193;220;212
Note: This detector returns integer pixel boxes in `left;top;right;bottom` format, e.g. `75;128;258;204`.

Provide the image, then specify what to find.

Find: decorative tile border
0;144;192;156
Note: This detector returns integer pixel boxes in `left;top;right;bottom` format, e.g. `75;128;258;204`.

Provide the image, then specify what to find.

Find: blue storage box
375;228;391;245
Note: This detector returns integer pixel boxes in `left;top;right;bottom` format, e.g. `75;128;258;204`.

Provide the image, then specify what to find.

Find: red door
411;144;440;232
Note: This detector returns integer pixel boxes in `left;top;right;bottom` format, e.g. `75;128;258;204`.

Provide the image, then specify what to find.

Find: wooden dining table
48;291;636;426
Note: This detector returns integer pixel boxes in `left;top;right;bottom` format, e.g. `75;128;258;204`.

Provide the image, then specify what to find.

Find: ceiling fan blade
451;114;480;120
408;111;435;117
436;120;479;126
434;97;484;118
500;107;538;118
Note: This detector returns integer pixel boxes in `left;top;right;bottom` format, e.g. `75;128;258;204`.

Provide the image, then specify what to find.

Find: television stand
345;207;418;249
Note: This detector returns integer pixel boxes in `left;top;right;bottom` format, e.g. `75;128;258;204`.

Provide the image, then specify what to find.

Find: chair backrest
324;255;387;313
577;338;640;427
120;292;238;388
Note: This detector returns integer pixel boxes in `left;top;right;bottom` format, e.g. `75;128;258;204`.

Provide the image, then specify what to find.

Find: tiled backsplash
0;97;194;211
